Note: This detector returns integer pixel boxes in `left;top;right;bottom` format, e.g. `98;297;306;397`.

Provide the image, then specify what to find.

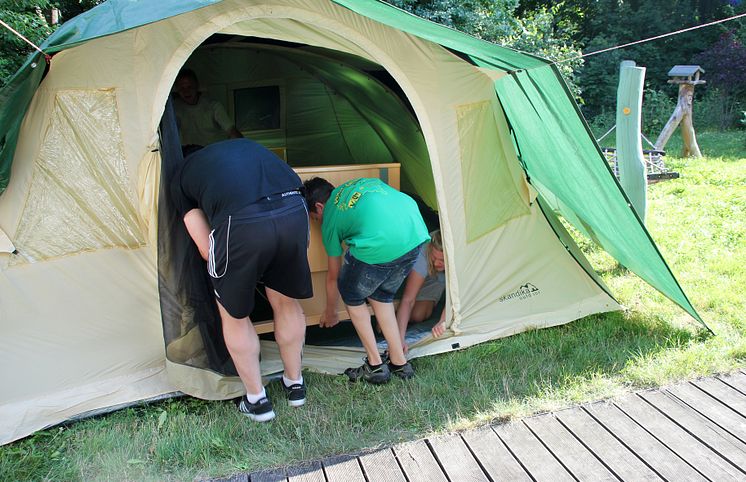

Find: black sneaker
237;395;275;422
282;381;306;407
344;358;391;384
389;361;415;379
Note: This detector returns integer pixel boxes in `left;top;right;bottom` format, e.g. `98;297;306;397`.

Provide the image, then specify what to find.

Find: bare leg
347;303;384;365
265;287;306;380
410;300;435;323
216;301;263;395
369;299;407;366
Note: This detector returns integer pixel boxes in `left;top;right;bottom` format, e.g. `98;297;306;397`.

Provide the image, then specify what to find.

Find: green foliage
388;0;522;39
642;88;676;135
503;5;584;99
0;1;55;86
695;87;745;130
0;1;104;88
587;108;616;142
693;30;746;98
386;0;584;99
555;0;746;120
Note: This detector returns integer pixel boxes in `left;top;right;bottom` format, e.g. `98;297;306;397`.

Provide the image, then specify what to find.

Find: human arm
320;255;342;328
211;100;243;140
183;208;210;261
395;271;426;343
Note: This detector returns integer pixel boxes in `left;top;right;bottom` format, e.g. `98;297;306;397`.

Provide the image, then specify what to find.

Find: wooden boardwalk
216;370;746;481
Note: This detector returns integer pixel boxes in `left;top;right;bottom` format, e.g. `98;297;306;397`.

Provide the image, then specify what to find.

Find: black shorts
207;194;313;319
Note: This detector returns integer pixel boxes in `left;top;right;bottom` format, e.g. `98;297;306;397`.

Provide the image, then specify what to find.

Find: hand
319;308;339;328
402;339;409;355
432;320;445;338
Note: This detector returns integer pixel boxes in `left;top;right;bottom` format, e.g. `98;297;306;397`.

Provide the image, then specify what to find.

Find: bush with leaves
641;88;676;138
0;1;104;88
693;30;746;99
0;0;55;87
387;0;584;100
693;88;744;130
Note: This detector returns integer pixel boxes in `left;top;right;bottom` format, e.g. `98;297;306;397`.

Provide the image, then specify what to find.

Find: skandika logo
499;283;540;302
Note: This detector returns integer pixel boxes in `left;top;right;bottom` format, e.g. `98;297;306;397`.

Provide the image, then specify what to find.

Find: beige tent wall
0;248;168;444
0;0;618;444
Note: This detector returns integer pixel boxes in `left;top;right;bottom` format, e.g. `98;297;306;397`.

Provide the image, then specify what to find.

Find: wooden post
616;60;647;223
655;65;705;157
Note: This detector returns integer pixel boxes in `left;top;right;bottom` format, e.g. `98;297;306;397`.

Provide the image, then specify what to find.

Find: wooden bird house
667;65;706;85
655;65;706;156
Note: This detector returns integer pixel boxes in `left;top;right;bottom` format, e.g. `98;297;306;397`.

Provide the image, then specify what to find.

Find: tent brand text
499;283;540;302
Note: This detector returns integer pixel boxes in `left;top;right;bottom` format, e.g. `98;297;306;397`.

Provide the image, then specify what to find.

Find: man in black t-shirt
172;139;312;422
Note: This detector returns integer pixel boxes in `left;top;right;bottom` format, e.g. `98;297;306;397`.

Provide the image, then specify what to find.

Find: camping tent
0;0;705;445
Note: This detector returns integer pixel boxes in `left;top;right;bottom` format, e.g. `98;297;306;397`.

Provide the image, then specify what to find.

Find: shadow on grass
407;310;702;421
247;309;712;468
0;309;713;481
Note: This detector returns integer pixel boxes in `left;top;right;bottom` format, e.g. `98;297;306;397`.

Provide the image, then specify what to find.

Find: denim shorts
338;243;423;306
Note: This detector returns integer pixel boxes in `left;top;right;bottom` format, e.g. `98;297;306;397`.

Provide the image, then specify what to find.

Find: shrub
695;88;744;131
642;88;675;137
587;109;616;144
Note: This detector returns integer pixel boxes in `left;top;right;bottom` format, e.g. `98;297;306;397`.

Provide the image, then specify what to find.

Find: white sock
283;374;303;387
246;388;266;404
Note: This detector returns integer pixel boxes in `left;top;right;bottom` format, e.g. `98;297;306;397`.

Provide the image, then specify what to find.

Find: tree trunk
679;84;702;157
655;84;702;157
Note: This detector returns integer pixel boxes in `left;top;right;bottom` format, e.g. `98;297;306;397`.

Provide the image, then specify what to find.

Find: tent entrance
157;34;438;376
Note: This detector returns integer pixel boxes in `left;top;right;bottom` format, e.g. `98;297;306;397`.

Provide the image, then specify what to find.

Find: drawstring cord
208;215;231;278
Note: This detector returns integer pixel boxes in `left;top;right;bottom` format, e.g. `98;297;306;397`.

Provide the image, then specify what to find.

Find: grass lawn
1;131;744;481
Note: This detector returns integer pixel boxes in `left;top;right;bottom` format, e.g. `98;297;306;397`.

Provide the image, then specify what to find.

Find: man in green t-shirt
304;177;430;384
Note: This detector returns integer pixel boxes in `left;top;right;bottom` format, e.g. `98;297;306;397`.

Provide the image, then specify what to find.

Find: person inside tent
396;229;447;353
173;68;243;151
172;138;312;422
303;177;429;384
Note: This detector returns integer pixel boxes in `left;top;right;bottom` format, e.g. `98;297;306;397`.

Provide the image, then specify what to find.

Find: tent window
11;89;145;263
456;100;530;243
231;84;284;133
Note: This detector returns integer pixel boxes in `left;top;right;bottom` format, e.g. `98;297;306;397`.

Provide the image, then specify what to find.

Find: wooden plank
556;407;661;481
615;393;742;480
321;454;365;482
492;421;574;481
693;378;746;417
358;448;406;482
583;401;703;480
294;163;401;175
287;461;325;482
666;383;746;443
640;390;746;475
249;468;287;482
719;371;746;395
461;425;531;481
393;439;447;482
428;432;488;481
523;414;617;481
